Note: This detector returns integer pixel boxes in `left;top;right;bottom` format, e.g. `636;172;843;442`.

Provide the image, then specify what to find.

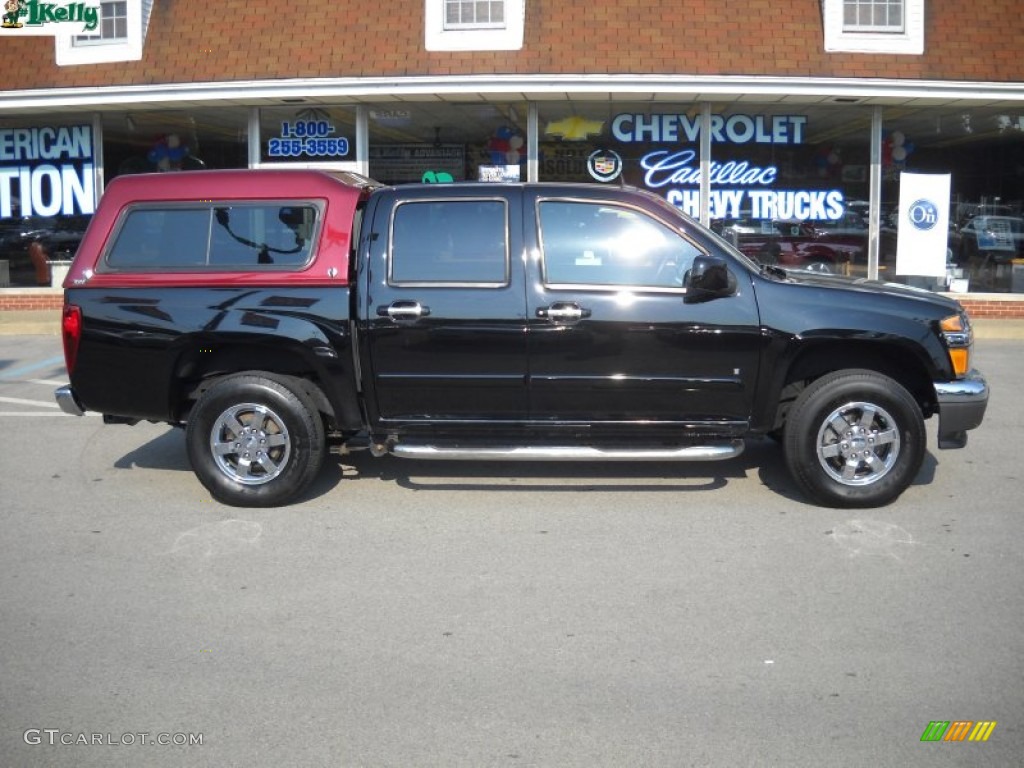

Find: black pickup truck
54;169;988;508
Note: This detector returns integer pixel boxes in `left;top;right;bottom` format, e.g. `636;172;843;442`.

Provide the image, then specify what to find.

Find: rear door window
389;199;508;286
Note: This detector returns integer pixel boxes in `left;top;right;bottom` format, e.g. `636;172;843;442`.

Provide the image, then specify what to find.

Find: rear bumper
934;370;989;449
54;385;85;417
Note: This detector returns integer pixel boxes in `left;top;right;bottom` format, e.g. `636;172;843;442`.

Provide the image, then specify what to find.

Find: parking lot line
0;355;66;381
0;396;59;408
0;412;80;417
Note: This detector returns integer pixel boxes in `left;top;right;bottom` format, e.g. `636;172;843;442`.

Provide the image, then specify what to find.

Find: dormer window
426;0;524;50
823;0;924;54
56;0;153;65
444;0;506;29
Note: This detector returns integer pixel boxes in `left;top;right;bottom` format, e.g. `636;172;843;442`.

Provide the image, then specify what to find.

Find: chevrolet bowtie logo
544;116;605;141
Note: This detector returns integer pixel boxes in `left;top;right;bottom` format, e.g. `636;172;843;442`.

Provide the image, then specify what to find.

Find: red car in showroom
721;212;868;274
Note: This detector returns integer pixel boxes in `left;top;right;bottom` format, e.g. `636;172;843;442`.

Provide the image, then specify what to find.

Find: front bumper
934;369;989;449
54;385;85;417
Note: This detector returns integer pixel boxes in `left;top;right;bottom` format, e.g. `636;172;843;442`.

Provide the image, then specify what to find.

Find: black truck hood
774;269;963;313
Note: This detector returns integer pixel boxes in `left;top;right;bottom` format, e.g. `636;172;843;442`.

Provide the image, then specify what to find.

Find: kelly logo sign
1;1;100;35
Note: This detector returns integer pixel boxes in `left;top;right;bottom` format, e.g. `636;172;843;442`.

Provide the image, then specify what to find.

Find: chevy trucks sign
609;111;843;221
640;148;844;221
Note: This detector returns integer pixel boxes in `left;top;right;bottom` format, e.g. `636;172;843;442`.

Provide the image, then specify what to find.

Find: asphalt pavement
0;335;1022;767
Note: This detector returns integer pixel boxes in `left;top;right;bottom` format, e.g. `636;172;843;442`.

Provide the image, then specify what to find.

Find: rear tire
783;369;925;508
185;374;325;507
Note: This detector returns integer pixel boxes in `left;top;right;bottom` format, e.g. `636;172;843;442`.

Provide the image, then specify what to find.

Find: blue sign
640;148;844;221
267;121;349;159
907;199;939;231
612;113;808;145
0;125;95;217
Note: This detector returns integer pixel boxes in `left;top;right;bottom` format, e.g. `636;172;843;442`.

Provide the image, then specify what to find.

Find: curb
0;310;62;336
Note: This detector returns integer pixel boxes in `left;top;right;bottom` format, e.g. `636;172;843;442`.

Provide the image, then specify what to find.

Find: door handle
377;301;431;320
536;303;591;322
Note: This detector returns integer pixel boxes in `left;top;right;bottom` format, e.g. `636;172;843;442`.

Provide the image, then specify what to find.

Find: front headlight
940;312;972;377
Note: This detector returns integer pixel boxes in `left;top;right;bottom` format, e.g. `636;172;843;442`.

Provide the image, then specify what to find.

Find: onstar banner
895;172;951;277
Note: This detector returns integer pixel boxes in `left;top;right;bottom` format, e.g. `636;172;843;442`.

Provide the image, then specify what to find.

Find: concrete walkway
0;310;64;336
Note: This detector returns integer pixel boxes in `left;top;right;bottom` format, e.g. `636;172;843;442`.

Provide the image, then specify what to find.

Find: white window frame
443;0;506;30
55;0;151;65
425;0;524;51
841;0;904;32
73;0;128;45
823;0;924;54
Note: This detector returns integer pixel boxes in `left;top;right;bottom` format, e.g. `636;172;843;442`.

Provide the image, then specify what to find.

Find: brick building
1;0;1023;314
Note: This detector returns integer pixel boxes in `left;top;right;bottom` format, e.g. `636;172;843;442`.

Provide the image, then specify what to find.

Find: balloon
891;131;905;146
509;135;524;150
891;146;907;162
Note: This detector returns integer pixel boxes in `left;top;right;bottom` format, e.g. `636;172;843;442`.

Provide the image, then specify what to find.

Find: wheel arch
169;337;361;431
764;338;937;434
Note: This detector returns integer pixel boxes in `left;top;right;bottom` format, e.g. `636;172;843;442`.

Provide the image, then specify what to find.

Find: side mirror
684;255;737;303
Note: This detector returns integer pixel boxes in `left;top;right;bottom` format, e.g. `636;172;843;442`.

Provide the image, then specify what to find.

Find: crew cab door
358;187;528;424
524;190;763;430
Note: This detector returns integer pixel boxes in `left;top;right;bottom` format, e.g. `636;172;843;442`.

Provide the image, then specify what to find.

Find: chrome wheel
784;370;924;507
187;374;326;507
815;400;900;486
209;402;291;486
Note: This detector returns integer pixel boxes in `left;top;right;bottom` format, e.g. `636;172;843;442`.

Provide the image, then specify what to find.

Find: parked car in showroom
0;214;91;286
722;218;862;274
955;215;1024;265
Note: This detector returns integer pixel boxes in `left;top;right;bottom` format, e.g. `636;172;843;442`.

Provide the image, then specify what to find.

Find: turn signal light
948;347;970;377
939;312;971;377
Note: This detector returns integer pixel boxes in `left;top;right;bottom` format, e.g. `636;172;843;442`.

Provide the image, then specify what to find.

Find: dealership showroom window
1;101;1020;293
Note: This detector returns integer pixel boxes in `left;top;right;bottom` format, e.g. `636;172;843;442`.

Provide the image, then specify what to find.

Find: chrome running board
386;441;744;462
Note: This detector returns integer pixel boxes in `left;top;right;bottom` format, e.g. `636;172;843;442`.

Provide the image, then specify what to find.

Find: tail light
62;304;82;375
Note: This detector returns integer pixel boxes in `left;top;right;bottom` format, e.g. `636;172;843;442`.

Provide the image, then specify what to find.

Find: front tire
185;374;326;507
783;370;925;508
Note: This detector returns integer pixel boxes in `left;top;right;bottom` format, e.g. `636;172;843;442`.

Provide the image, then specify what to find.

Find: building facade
1;0;1023;314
